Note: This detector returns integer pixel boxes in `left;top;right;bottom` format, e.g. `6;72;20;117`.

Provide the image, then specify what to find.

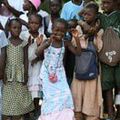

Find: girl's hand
31;57;39;66
71;29;79;38
36;34;44;46
95;19;100;31
50;32;59;42
78;20;90;32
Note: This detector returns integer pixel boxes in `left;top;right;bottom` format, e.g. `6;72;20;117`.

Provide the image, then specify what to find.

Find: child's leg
115;88;120;119
75;112;79;120
71;79;83;120
74;112;81;120
101;64;115;119
12;115;24;120
105;90;114;117
34;98;40;110
34;98;41;119
2;115;12;120
115;65;120;119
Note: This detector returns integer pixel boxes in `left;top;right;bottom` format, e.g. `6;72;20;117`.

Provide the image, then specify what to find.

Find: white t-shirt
8;0;24;12
0;30;8;54
60;0;84;20
20;30;47;42
0;15;9;28
20;10;49;38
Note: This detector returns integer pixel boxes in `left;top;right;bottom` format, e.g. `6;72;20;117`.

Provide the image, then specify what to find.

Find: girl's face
52;22;67;41
83;8;96;24
9;21;21;37
23;0;31;11
29;15;41;33
101;0;114;13
50;0;61;15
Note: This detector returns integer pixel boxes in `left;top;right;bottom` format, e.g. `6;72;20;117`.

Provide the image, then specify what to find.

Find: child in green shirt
99;0;120;119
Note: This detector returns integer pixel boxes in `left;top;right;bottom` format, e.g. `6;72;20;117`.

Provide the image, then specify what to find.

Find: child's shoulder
0;29;4;35
0;30;8;48
21;40;28;47
98;10;120;18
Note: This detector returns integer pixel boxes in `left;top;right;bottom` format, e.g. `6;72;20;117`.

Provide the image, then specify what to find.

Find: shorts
101;63;120;91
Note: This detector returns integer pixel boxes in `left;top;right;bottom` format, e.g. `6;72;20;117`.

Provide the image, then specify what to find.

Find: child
60;0;84;87
27;13;46;117
37;18;81;120
71;2;103;120
64;19;78;86
0;29;8;120
60;0;84;20
99;0;120;119
20;0;49;35
46;0;62;37
20;0;41;32
2;18;34;120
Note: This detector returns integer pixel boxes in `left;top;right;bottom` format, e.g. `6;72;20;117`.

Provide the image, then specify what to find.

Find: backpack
98;27;120;66
75;37;98;80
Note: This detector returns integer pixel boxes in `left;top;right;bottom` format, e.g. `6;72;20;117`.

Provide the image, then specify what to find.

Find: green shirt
99;11;120;37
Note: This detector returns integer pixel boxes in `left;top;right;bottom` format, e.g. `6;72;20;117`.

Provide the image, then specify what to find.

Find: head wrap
29;0;41;10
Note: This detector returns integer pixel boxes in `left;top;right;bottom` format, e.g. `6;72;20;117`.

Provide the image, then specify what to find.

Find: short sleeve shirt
60;1;84;20
0;30;8;54
99;11;120;37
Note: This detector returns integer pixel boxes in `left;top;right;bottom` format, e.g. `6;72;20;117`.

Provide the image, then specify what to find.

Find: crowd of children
0;0;120;120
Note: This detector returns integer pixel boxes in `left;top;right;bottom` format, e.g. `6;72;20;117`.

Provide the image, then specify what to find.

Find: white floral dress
38;43;74;120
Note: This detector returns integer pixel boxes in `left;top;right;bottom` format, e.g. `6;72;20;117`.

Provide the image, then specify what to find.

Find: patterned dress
3;41;34;116
38;43;74;120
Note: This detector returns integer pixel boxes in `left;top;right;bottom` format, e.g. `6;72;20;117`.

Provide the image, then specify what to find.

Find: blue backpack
75;37;98;80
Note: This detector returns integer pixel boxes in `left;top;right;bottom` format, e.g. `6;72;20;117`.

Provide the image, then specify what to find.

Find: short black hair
53;18;68;30
49;0;62;5
28;13;42;24
85;2;99;14
8;18;22;27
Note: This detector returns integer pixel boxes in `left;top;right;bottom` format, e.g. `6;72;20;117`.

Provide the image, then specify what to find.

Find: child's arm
65;29;81;55
0;23;4;30
78;19;100;36
2;0;23;17
36;35;52;56
0;47;7;83
94;29;104;52
31;35;45;65
23;44;28;85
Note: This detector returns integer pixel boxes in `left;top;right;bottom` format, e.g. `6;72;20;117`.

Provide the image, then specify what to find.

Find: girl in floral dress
36;18;81;120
